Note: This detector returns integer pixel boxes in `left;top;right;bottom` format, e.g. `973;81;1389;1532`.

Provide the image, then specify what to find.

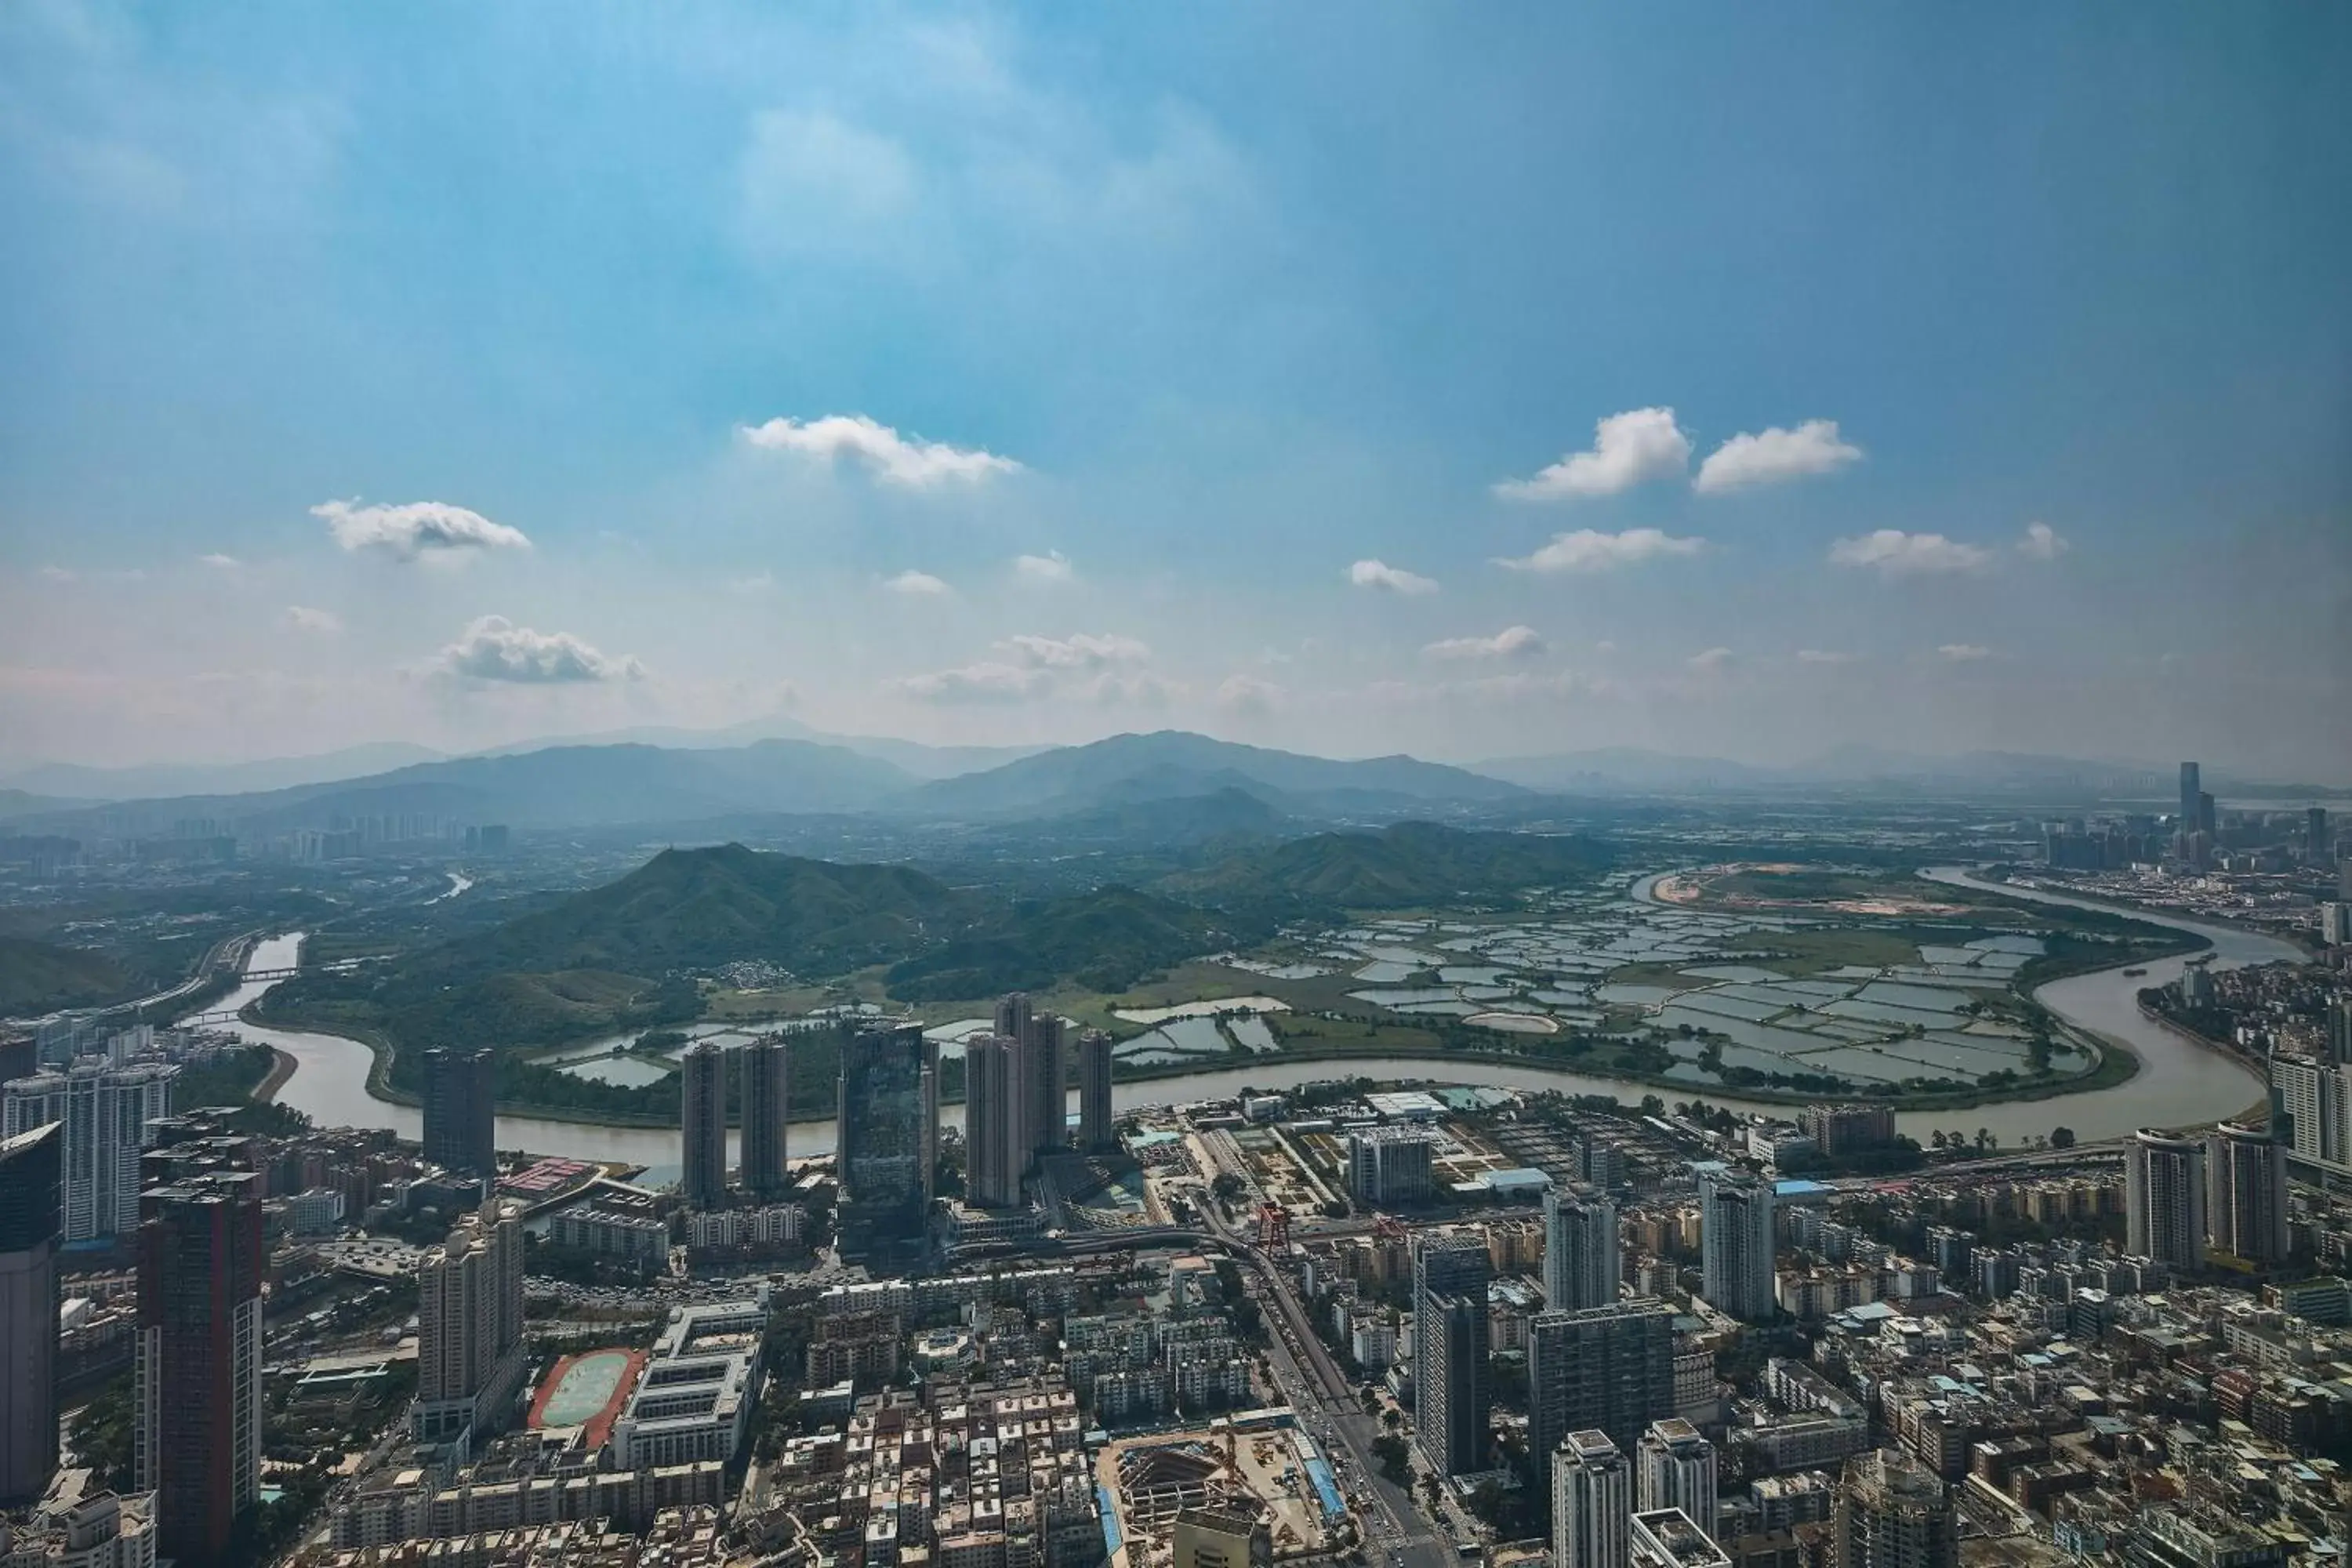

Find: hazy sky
3;3;2347;775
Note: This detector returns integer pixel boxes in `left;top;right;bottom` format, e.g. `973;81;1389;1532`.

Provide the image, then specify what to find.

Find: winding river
201;868;2300;1171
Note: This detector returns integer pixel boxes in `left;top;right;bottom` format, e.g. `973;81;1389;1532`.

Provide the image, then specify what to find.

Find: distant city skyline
1;5;2346;775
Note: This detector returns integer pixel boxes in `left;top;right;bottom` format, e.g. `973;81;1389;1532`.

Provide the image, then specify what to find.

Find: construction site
1095;1414;1350;1568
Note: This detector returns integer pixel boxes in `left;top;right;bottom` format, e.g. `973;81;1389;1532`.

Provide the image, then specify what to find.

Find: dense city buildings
2126;1127;2209;1270
1638;1419;1720;1541
1542;1185;1621;1309
678;1041;728;1211
609;1298;766;1468
965;1031;1030;1210
1554;1428;1632;1568
1700;1167;1777;1322
1831;1450;1955;1568
134;1130;264;1568
1528;1301;1678;1500
413;1199;527;1443
2207;1120;2289;1265
836;1024;937;1261
2271;1049;2351;1168
1;1488;158;1568
1798;1105;1896;1158
0;1124;60;1506
1078;1029;1115;1153
737;1034;790;1197
1346;1127;1435;1208
1025;1011;1069;1158
2;1057;176;1242
1413;1230;1492;1476
1631;1508;1730;1568
419;1047;496;1184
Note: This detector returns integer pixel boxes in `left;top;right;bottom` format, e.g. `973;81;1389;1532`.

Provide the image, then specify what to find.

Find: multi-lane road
1185;1156;1461;1568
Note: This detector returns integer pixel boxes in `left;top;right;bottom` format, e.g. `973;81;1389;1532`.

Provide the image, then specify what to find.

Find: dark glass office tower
421;1047;497;1181
0;1123;60;1506
836;1025;938;1261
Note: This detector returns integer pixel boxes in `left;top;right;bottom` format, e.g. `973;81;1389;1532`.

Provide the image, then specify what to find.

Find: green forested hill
887;885;1261;1000
260;842;1258;1078
0;935;137;1014
441;843;981;980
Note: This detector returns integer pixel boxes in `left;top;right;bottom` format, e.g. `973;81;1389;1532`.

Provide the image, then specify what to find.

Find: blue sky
2;2;2347;775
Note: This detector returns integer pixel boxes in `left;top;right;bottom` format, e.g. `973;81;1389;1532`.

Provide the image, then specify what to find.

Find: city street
1197;1189;1457;1568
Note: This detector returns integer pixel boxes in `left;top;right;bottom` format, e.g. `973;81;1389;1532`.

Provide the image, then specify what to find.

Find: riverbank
2133;1000;2269;1123
224;869;2305;1157
252;1047;299;1105
253;982;2134;1130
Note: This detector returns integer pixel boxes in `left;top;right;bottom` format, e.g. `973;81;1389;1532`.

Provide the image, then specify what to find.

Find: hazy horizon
4;5;2347;777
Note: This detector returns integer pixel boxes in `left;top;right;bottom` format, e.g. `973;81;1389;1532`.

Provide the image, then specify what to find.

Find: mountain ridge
907;731;1526;819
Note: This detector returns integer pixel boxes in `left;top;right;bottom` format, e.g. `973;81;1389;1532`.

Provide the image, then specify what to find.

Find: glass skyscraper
836;1025;937;1260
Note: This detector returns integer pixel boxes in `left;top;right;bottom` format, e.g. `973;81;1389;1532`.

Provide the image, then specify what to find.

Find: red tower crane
1255;1202;1290;1249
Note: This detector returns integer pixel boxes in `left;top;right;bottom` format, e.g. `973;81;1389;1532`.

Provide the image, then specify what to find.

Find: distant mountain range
0;717;1043;806
1474;746;2281;797
0;789;90;822
906;731;1526;820
1;730;1533;838
0;739;913;838
1;742;448;804
5;728;2332;842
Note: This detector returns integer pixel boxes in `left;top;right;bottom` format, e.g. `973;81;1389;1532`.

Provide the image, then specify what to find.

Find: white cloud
1496;528;1704;574
888;662;1051;705
1827;530;1992;576
1694;419;1863;493
1688;647;1736;671
1084;673;1184;707
2018;521;2070;561
739;414;1020;488
313;499;532;562
436;616;644;684
1938;644;1994;662
198;552;241;568
728;571;777;594
1013;550;1075;585
1795;648;1856;664
1494;407;1691;501
1217;674;1282;714
38;566;77;583
1348;558;1438;595
892;629;1153;705
1003;633;1151;669
1371;670;1610;706
284;606;342;634
884;569;953;597
1423;626;1546;662
737;109;920;256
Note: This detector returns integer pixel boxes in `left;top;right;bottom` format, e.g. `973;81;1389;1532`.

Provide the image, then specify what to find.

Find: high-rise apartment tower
679;1042;728;1210
739;1035;791;1197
